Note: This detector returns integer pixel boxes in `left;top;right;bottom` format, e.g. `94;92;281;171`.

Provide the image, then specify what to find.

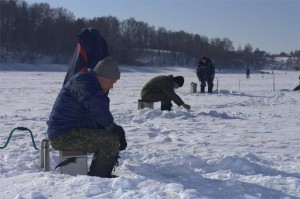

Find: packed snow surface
0;65;299;199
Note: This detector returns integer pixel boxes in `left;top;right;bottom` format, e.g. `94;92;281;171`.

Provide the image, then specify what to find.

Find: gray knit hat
93;57;120;79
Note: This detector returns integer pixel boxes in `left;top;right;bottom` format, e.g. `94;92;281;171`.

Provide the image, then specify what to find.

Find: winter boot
88;155;117;178
200;86;205;93
208;84;213;94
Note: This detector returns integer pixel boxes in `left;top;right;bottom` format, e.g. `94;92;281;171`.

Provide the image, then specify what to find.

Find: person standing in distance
196;57;215;93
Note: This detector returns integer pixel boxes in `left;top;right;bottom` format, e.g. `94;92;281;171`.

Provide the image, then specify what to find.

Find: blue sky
25;0;300;54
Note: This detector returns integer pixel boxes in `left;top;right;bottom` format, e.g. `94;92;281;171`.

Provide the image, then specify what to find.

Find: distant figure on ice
47;57;127;178
293;75;300;91
293;85;300;91
196;57;215;93
246;68;250;78
140;75;191;111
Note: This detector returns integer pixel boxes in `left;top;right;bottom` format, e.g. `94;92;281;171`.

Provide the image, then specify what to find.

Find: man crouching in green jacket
141;75;191;111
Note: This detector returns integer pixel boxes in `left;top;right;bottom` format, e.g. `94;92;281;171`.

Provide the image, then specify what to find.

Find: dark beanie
174;76;184;87
93;57;120;79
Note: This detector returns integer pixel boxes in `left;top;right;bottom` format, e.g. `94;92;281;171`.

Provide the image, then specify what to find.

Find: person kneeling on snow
140;75;191;111
47;57;127;178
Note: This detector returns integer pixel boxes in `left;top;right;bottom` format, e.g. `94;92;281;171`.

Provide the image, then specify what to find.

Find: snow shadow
198;110;243;120
209;154;300;179
127;155;298;198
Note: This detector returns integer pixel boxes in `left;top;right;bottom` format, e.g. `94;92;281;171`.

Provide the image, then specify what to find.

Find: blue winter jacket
47;72;114;139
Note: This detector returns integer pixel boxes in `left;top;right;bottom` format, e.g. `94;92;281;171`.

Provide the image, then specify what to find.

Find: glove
182;104;191;110
111;125;127;151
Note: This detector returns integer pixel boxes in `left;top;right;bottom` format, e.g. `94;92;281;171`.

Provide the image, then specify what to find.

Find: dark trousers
200;78;214;93
142;91;172;111
197;73;214;93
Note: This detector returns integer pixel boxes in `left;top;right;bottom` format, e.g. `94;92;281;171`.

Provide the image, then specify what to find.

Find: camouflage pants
50;128;119;158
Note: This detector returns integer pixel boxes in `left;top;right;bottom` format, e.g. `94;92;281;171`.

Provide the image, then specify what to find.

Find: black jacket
196;58;215;80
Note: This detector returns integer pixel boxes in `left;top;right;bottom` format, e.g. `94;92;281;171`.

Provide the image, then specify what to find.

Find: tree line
1;0;299;69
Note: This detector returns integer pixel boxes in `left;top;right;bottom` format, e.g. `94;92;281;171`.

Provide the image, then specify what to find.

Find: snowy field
0;65;299;199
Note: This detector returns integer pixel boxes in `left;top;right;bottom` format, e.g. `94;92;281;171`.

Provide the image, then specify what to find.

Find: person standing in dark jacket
196;57;215;93
246;67;250;78
141;75;191;111
47;57;127;178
